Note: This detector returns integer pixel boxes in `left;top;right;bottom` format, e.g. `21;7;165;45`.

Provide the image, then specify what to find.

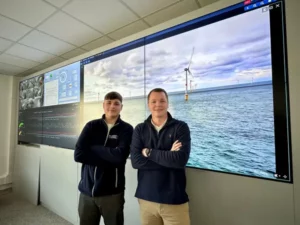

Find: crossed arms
74;122;133;167
130;123;191;170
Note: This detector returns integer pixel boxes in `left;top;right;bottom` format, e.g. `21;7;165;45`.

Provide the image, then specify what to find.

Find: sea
83;83;275;179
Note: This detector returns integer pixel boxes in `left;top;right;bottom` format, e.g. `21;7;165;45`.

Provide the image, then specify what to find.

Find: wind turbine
184;47;194;101
190;80;193;92
189;68;195;92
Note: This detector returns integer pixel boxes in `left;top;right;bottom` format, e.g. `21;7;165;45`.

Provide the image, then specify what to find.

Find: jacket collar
101;114;121;124
146;111;173;125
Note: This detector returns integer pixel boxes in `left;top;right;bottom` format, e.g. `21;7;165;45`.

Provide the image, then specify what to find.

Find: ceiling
0;0;218;77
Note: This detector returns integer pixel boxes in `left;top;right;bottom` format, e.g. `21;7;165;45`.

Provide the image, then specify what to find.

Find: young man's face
148;91;169;118
103;99;123;120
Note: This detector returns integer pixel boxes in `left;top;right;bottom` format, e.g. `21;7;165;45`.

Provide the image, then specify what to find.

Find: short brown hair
147;88;169;102
104;91;123;102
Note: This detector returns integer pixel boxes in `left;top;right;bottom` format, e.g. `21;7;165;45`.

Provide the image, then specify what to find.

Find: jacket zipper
149;122;168;149
115;168;118;188
105;122;119;189
92;168;97;197
92;121;119;196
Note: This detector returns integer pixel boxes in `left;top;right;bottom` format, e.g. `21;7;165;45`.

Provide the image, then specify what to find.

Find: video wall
18;0;292;182
18;62;81;149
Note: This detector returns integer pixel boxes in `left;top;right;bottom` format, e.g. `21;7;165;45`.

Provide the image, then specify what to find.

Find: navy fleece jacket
75;115;133;197
130;112;191;204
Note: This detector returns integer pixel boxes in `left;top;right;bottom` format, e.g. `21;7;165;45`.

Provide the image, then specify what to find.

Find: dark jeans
78;192;125;225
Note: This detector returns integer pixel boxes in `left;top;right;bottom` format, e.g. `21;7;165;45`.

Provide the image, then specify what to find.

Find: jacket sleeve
74;122;114;168
130;124;166;170
148;122;191;169
89;125;133;164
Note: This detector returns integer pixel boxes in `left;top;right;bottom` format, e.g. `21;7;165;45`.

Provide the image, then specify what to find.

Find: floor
0;190;72;225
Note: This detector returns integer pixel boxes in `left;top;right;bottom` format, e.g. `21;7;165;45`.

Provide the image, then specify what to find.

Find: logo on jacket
108;135;118;139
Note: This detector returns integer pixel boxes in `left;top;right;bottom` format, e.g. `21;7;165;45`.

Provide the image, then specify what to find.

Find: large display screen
145;2;277;179
82;0;291;182
18;0;291;182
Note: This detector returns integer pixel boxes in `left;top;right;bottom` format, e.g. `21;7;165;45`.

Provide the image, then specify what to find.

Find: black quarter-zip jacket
130;112;191;204
74;115;133;197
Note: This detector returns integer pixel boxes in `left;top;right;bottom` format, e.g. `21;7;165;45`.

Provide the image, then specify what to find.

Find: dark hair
104;91;123;103
147;88;169;102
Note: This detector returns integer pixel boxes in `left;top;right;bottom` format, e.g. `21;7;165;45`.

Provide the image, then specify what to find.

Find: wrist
144;148;152;157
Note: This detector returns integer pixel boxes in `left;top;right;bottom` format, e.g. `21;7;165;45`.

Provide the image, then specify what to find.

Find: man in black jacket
75;91;133;225
131;88;191;225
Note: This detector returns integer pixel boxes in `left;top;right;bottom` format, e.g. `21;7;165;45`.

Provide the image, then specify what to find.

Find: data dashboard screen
44;61;80;106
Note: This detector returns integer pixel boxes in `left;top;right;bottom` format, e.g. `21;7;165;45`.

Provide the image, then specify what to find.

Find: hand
171;140;182;151
142;148;148;157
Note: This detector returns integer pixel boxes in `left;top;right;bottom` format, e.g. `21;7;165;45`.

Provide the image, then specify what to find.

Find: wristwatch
145;148;152;157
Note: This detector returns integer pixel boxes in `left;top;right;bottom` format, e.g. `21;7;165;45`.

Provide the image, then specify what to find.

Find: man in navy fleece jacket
131;88;191;225
74;91;133;225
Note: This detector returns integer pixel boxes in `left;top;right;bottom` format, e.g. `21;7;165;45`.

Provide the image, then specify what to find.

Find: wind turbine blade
188;69;194;79
187;47;195;69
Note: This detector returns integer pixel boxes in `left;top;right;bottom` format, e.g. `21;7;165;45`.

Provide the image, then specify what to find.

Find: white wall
12;0;300;224
13;145;40;205
0;74;18;191
40;146;78;224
